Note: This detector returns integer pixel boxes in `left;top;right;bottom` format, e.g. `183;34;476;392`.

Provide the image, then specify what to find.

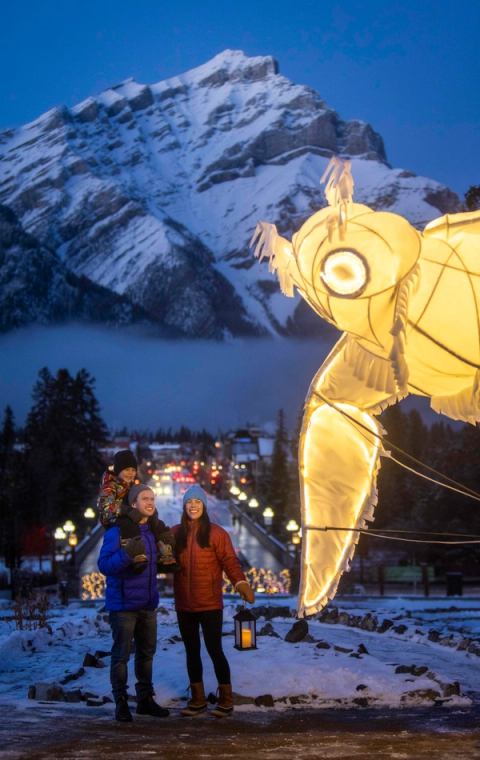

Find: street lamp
54;527;66;540
262;507;274;527
248;497;259;509
238;492;248;502
68;533;78;547
289;532;302;595
63;520;76;534
84;507;96;519
286;519;300;533
229;485;241;496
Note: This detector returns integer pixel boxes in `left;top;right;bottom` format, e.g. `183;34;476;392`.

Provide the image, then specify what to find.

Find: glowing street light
286;519;300;533
248;498;259;508
68;533;78;547
84;507;96;519
229;485;241;496
238;492;248;502
54;527;66;540
263;507;274;527
63;520;76;534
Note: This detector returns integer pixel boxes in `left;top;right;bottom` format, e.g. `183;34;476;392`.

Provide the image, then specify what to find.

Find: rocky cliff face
0;49;460;336
0;205;156;332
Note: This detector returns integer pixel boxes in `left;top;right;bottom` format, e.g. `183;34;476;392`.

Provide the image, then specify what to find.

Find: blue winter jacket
98;523;159;611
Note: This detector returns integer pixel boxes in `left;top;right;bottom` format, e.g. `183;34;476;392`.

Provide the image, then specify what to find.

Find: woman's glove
235;580;255;604
157;540;176;565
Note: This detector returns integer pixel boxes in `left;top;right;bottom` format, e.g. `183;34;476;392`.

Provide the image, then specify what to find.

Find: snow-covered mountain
0;49;460;337
0;205;159;333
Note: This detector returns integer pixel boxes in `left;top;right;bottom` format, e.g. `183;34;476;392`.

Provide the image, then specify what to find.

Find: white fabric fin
344;337;398;395
431;371;480;424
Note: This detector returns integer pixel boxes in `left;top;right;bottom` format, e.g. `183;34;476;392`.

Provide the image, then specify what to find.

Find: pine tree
465;185;480;211
377;405;412;529
269;409;290;535
0;407;25;569
24;367;108;530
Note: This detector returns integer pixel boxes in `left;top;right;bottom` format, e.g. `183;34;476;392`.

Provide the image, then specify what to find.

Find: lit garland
81;571;106;600
81;568;291;600
223;567;291;595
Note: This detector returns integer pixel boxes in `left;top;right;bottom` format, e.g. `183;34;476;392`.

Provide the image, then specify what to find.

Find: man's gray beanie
128;484;154;506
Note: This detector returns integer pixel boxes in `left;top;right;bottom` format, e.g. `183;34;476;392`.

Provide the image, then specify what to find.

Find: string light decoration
81;572;106;600
252;156;480;617
223;567;291;595
82;568;292;600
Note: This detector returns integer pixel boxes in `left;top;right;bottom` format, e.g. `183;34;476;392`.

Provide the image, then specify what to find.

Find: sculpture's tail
298;391;383;617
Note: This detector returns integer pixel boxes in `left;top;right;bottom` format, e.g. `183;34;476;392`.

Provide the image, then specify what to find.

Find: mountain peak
0;51;461;339
173;49;279;88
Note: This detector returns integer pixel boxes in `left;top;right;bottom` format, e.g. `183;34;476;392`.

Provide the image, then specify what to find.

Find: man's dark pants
109;609;157;701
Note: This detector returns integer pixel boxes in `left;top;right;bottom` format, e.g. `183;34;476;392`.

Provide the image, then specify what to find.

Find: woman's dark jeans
177;609;230;685
109;609;157;702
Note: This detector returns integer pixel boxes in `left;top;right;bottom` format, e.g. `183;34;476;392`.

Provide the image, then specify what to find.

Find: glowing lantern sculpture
251;156;480;617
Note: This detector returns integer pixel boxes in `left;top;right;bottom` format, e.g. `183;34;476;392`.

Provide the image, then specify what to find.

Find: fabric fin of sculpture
389;263;420;393
431;370;480;424
250;222;298;296
298;335;398;617
344;337;399;396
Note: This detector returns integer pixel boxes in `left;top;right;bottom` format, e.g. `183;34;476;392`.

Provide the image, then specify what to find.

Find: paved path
1;703;480;759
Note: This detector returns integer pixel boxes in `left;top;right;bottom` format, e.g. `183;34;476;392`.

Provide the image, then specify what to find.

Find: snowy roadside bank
1;597;479;714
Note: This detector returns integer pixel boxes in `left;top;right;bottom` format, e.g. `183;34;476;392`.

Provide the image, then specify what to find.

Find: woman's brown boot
211;684;233;717
180;682;208;716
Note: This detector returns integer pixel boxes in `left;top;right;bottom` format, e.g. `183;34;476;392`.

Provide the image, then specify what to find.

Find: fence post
378;564;385;596
421;564;430;598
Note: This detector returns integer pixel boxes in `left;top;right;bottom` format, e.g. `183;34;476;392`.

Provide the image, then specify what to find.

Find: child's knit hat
113;449;138;475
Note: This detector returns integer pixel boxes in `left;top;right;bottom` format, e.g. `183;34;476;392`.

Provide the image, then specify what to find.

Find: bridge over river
77;490;287;581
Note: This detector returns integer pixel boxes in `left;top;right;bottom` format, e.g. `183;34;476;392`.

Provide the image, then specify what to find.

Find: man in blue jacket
98;483;170;722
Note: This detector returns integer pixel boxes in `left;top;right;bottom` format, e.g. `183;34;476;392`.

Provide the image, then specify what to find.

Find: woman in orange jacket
172;485;254;717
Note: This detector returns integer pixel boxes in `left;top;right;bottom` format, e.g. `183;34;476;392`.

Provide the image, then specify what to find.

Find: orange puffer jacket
172;522;245;612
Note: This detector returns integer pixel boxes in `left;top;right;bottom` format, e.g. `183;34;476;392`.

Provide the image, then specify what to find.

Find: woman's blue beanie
183;484;208;508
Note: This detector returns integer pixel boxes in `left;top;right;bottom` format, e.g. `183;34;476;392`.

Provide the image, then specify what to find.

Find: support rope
305;525;480;545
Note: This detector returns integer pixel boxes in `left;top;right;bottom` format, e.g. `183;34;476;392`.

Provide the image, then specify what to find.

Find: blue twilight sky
0;0;478;197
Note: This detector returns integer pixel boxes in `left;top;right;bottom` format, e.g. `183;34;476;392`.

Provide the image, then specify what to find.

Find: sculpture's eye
320;249;369;297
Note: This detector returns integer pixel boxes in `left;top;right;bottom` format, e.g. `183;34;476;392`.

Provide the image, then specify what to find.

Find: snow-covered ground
1;595;479;717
